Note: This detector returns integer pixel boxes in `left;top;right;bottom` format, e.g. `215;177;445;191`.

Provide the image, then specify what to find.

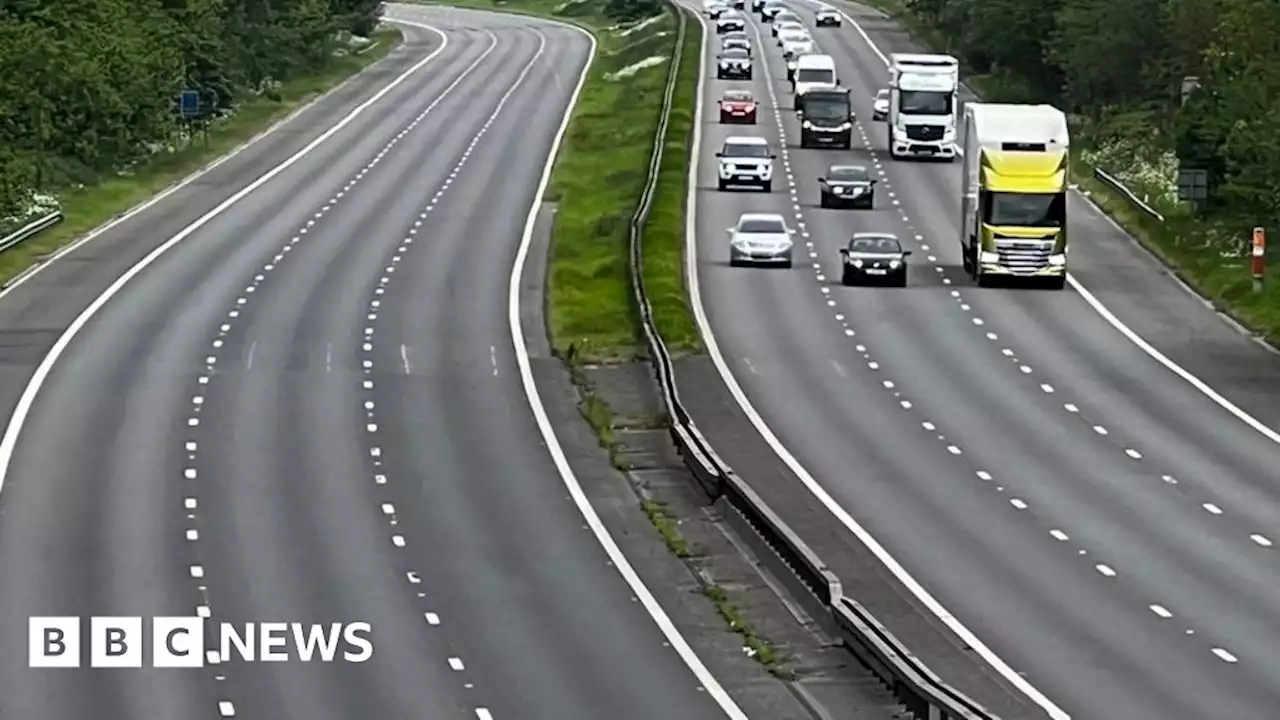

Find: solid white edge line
507;10;748;719
808;0;1280;446
0;19;458;491
683;3;1069;718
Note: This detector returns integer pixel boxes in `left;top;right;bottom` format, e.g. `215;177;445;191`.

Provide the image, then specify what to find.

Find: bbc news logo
29;617;373;668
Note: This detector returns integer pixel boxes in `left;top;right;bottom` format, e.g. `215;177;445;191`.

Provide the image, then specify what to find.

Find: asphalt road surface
685;2;1280;718
0;7;736;719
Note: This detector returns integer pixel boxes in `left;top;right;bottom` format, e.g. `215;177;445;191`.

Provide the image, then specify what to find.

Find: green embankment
423;0;701;360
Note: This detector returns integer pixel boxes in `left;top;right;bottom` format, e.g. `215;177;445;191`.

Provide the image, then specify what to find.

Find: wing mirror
769;152;777;159
726;227;735;233
870;179;877;185
838;248;848;255
715;151;723;157
902;250;913;256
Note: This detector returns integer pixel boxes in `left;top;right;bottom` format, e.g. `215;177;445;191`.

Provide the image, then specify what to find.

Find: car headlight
802;120;813;129
889;260;901;269
850;259;863;268
720;62;729;68
1048;253;1066;266
840;121;852;130
979;251;1000;263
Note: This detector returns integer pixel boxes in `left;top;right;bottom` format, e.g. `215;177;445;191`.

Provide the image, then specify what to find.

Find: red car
719;90;757;124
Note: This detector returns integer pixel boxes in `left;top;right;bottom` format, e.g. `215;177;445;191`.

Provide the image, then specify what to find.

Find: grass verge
423;0;700;360
0;27;402;284
854;0;1280;345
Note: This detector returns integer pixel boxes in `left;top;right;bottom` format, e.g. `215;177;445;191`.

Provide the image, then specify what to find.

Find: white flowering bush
1080;138;1179;208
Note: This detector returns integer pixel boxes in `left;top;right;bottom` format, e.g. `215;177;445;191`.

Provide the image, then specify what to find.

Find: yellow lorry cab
960;103;1069;289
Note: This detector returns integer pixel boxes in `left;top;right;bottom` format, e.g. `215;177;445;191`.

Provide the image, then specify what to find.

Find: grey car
819;165;875;208
839;233;910;286
728;213;795;268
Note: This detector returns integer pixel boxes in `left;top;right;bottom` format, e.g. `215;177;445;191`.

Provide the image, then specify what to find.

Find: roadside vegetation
868;0;1280;344
427;0;701;360
0;0;395;282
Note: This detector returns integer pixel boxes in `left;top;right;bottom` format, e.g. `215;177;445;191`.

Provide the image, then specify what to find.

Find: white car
760;0;785;19
872;88;889;120
774;21;806;42
778;29;810;52
716;136;774;192
716;10;746;33
705;0;730;18
728;213;795;268
772;11;800;33
783;38;815;62
815;8;841;25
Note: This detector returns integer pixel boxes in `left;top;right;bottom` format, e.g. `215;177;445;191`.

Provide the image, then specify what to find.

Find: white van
792;54;837;96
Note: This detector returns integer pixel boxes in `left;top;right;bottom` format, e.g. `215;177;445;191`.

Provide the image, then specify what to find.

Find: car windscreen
828;167;868;181
796;68;835;84
721;49;748;59
723;92;752;102
849;237;900;253
876;89;889;100
803;96;848;120
722;143;769;158
740;219;785;233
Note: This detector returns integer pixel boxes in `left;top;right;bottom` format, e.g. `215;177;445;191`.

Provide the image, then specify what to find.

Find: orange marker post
1252;227;1266;292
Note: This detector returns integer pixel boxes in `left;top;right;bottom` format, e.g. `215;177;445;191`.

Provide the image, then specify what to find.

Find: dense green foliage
901;0;1277;229
888;0;1280;339
0;0;384;223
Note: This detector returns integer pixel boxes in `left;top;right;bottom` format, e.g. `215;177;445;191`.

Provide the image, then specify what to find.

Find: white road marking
511;11;746;717
1250;534;1273;547
401;344;412;373
1150;604;1172;618
815;0;1280;460
1050;529;1069;541
1095;564;1116;577
684;7;1068;716
1212;648;1238;663
1202;503;1222;515
449;657;464;670
218;701;236;717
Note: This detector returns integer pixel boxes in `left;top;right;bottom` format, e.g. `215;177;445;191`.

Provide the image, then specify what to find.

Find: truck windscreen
984;192;1066;228
803;97;848;121
898;90;952;115
796;68;834;84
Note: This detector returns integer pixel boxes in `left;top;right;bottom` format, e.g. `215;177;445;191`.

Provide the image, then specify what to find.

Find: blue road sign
179;89;200;118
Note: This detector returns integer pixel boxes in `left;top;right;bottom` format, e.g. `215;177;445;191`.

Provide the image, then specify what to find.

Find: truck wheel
1045;276;1066;290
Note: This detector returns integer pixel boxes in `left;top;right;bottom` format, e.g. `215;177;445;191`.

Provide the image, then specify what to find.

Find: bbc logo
29;617;374;667
30;617;207;668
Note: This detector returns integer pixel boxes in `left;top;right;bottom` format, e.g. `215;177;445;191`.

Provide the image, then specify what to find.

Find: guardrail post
1252;227;1265;292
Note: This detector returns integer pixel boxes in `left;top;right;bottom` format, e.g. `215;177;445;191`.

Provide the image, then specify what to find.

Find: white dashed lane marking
174;24;527;716
746;3;1251;670
352;24;551;714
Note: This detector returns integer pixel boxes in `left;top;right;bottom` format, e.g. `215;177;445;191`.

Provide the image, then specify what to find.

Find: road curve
0;8;736;719
680;2;1280;719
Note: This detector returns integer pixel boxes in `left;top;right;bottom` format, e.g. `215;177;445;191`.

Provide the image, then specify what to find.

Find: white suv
717;136;774;192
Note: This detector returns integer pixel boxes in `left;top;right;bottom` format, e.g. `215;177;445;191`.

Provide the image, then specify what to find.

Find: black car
751;0;766;11
716;48;752;79
818;165;875;208
839;233;911;286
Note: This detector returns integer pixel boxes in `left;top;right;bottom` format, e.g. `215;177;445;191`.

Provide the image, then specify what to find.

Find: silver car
728;213;795;267
772;12;800;34
872;88;889;121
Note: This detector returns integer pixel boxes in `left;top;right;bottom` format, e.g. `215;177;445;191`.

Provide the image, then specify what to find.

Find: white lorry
887;53;959;161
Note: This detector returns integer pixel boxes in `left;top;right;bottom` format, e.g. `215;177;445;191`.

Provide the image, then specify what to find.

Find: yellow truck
959;103;1069;289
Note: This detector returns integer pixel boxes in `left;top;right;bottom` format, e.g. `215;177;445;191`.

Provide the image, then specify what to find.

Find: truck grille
994;237;1054;270
905;125;944;141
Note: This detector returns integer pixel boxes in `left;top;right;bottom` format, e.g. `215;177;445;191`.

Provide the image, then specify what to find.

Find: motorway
0;7;738;719
684;1;1280;719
